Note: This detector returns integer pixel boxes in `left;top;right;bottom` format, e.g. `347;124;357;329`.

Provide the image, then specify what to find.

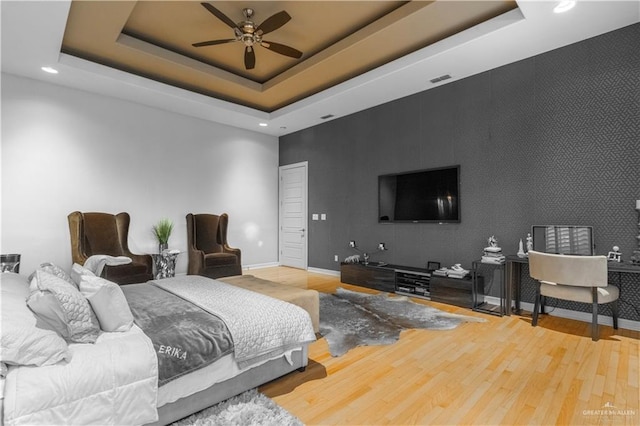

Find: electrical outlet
334;255;339;262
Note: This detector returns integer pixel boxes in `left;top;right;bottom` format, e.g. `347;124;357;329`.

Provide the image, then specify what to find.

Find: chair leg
532;284;541;327
611;299;619;330
591;287;599;341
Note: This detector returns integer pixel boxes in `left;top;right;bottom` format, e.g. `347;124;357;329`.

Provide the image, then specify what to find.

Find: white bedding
2;325;158;426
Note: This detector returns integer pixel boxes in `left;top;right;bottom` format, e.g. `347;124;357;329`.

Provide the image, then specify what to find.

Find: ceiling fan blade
256;11;291;36
261;41;303;59
192;38;236;47
244;46;256;70
201;2;239;31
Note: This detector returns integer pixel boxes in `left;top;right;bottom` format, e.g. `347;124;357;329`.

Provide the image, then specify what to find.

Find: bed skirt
150;345;308;425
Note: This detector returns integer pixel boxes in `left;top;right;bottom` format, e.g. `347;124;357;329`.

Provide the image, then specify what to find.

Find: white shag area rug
170;389;303;426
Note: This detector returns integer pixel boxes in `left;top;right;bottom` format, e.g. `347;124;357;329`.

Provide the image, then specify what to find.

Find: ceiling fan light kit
193;2;303;70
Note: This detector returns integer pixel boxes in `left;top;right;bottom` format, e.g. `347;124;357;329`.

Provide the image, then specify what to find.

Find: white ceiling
2;1;639;137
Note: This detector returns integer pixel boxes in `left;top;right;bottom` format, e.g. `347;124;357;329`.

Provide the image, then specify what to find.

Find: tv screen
531;225;594;256
378;166;460;223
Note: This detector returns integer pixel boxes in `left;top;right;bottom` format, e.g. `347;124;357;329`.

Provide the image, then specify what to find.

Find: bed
0;268;317;426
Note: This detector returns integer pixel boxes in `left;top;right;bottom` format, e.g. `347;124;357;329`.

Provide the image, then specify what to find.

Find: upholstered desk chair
68;211;154;285
186;213;242;279
528;250;619;341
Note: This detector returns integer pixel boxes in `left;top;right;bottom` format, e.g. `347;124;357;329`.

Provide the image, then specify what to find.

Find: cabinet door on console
340;263;395;292
430;276;476;308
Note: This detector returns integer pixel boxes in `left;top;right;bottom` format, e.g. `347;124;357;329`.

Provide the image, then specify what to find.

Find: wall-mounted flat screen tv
378;165;460;223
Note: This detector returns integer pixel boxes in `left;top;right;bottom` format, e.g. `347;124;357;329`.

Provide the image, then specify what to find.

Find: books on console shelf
433;267;470;278
432;269;448;277
481;255;505;264
482;244;504;264
447;271;469;278
483;246;502;253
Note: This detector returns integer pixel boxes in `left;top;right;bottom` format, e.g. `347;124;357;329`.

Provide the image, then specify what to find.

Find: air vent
430;74;451;84
320;114;335;120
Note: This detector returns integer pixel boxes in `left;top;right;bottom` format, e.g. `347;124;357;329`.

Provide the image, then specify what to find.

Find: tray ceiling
61;0;517;112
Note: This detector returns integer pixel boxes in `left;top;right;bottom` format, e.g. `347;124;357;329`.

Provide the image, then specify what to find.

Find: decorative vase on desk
517;239;526;258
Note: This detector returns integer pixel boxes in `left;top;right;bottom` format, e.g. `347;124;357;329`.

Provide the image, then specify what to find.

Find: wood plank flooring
252;266;639;425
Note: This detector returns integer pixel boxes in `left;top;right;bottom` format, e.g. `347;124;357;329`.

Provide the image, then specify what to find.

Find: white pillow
27;270;101;343
1;273;71;366
79;275;134;332
28;262;77;288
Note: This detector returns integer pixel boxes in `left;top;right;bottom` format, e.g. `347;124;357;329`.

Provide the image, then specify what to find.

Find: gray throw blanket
122;283;233;386
151;276;316;369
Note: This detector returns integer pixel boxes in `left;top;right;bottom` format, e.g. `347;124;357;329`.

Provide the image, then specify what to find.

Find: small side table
1;254;21;273
472;260;508;316
151;250;180;279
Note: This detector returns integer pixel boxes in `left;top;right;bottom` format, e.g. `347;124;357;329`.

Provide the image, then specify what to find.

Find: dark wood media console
340;262;395;292
340;262;481;309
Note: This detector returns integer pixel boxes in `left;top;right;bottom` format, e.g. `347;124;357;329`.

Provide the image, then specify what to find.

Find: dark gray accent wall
280;23;640;320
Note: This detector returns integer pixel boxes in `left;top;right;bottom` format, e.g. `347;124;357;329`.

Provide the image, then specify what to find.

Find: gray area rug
320;287;487;357
171;388;302;426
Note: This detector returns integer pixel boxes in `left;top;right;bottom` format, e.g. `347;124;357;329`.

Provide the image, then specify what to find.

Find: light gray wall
280;23;640;320
1;73;279;275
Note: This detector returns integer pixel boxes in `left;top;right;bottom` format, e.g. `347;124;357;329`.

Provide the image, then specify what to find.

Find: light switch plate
321;213;327;220
312;214;319;220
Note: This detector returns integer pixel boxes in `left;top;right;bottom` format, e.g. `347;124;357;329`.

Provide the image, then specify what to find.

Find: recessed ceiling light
554;1;576;13
41;66;59;74
259;122;268;127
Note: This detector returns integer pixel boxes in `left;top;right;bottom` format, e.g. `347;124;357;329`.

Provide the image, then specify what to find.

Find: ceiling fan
192;2;303;70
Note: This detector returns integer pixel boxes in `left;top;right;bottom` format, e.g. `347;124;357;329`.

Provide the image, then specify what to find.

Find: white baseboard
243;263;341;278
244;263;341;276
307;267;341;277
243;262;280;270
483;296;640;332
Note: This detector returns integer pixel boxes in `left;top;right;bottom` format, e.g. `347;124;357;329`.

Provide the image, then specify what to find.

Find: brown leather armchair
68;211;154;285
186;213;242;279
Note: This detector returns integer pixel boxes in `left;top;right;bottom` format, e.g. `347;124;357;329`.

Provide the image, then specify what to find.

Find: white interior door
279;162;308;269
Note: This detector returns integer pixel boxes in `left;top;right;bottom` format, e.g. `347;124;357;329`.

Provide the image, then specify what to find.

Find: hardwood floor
252;266;639;425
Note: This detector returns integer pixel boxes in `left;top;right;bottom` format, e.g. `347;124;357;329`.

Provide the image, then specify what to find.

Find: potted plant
153;218;173;253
